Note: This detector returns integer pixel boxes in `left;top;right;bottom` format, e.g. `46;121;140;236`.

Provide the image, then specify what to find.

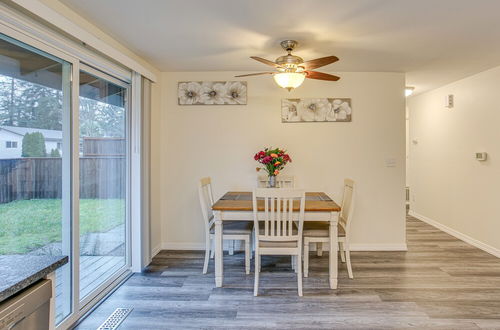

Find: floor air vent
97;308;133;330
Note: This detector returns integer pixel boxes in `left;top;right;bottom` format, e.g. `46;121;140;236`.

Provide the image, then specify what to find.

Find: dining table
211;191;342;289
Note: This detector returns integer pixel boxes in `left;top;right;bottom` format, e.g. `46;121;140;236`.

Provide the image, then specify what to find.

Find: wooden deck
75;214;500;329
55;256;124;322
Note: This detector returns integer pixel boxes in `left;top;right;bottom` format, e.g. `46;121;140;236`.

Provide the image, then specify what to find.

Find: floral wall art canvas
178;81;247;105
281;98;352;122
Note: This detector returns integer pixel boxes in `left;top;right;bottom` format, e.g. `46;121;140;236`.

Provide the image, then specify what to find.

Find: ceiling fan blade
234;72;275;77
305;71;340;81
300;56;339;70
250;56;279;68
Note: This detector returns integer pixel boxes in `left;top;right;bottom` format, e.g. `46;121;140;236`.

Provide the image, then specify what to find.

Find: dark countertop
0;255;68;303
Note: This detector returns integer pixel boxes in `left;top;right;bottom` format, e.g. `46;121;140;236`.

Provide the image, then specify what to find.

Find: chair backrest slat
253;188;305;242
287;198;292;236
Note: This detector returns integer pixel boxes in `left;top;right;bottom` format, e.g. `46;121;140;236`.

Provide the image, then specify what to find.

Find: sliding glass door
0;29;132;327
0;34;72;323
78;67;129;301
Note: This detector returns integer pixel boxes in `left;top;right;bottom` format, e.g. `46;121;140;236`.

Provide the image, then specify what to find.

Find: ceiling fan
235;40;340;91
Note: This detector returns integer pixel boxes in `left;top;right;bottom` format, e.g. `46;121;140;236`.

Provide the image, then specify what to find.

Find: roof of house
0;125;62;141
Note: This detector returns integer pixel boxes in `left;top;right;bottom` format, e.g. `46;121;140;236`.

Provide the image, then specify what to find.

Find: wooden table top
212;191;341;212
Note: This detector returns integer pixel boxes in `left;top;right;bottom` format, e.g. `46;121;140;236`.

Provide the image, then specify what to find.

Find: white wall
408;66;500;256
158;71;407;250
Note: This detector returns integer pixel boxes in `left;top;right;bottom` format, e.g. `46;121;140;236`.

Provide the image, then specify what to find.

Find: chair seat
303;221;345;237
255;225;299;248
210;221;253;235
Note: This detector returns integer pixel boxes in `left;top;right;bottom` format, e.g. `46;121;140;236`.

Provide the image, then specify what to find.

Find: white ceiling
59;0;500;94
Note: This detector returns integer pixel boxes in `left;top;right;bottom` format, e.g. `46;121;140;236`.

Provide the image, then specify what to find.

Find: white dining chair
257;175;298;271
253;188;305;296
303;179;356;279
257;175;295;188
198;177;252;275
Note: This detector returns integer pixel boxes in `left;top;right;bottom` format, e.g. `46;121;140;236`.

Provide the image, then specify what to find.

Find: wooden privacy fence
0;157;126;204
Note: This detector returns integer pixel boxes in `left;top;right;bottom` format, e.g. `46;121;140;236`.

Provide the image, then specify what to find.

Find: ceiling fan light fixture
236;40;340;89
273;72;306;91
405;86;415;97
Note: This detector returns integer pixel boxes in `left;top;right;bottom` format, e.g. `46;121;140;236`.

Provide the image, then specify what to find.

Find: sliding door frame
78;63;132;309
0;22;80;328
0;17;137;330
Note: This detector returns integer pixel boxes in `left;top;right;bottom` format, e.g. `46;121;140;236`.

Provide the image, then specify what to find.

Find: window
78;67;129;301
0;33;72;323
0;11;136;328
5;141;18;148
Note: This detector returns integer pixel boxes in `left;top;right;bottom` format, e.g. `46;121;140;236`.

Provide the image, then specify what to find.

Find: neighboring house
0;125;62;159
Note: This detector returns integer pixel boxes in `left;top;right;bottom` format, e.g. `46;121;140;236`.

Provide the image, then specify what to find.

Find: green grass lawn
0;199;124;254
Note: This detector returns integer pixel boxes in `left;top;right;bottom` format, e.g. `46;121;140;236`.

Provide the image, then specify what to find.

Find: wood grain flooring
74;215;500;329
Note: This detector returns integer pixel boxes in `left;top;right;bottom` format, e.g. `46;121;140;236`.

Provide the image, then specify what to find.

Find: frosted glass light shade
273;72;306;90
405;87;415;97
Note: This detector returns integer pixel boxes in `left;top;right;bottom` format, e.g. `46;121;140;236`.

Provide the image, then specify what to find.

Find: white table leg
329;211;339;289
214;211;223;287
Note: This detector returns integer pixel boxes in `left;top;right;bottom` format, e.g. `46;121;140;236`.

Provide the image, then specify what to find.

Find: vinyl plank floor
74;215;500;329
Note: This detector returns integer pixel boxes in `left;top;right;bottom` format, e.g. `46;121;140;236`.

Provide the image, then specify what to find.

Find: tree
0;74;125;138
22;132;46;157
50;148;61;157
0;75;62;130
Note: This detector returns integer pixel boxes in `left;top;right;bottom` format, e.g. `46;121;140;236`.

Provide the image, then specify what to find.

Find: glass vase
268;175;276;188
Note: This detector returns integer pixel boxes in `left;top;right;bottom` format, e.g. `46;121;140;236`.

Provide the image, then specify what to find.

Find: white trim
409;210;500;258
151;244;162;258
141;78;152;266
349;243;407;251
80;63;130;87
160;242;408;252
76;68;132;309
161;242;204;250
161;242;248;251
8;0;157;82
130;72;144;272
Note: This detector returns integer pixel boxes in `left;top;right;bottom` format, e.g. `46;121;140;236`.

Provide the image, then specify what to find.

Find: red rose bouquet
254;147;292;179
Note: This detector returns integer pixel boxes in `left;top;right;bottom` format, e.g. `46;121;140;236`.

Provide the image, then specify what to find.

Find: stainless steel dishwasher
0;279;52;330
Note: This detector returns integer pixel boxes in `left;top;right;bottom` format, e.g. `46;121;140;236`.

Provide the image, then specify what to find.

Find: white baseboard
409;210;500;258
161;242;205;250
160;242;407;252
349;243;407;251
151;244;162;257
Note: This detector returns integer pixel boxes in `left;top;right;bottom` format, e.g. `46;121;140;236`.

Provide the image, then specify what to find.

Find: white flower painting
282;98;352;122
178;81;247;105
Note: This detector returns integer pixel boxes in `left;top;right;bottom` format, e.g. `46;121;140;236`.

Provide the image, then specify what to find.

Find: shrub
22;132;47;157
50;148;61;157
